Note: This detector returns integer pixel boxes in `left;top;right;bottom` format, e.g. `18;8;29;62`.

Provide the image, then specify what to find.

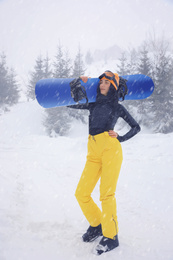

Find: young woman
70;71;140;255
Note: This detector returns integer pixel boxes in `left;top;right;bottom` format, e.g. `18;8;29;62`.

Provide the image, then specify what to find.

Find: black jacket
69;85;140;142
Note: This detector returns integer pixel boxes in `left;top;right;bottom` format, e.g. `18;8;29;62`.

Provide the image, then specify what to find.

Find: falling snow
0;101;173;260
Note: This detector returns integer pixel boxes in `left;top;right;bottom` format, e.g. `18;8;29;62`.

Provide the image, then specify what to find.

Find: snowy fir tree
137;43;151;76
27;55;45;100
134;43;153;124
0;53;9;107
0;53;20;110
6;68;20;106
53;44;67;78
43;53;52;78
72;46;85;77
149;38;173;133
43;106;72;137
44;45;87;136
116;36;173;133
64;50;72;77
69;46;88;125
116;51;130;75
44;45;72;136
127;48;139;74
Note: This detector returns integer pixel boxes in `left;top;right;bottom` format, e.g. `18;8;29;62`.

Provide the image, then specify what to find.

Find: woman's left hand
108;130;118;138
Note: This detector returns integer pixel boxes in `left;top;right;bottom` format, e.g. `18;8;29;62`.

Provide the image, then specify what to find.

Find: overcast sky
0;0;173;79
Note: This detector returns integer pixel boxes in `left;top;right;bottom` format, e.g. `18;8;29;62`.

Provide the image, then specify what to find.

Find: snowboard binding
118;77;128;101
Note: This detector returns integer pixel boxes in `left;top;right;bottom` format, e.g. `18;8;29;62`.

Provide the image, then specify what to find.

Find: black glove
69;78;88;104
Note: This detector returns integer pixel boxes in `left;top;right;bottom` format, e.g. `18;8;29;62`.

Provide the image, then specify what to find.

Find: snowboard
35;74;154;108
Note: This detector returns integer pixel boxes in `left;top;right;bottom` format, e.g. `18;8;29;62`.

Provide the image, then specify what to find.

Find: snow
0;101;173;260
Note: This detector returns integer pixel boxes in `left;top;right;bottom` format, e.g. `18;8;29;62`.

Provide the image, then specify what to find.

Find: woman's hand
108;130;118;138
80;76;89;83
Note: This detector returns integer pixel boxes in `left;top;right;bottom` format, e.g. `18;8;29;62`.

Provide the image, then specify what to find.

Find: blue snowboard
35;74;154;108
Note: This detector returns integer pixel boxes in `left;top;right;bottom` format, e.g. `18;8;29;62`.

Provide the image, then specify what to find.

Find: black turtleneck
69;84;140;142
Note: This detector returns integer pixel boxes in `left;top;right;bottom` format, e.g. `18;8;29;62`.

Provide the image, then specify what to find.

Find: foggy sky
0;0;173;79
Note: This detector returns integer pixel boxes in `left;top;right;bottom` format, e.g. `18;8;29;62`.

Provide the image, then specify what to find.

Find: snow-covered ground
0;101;173;260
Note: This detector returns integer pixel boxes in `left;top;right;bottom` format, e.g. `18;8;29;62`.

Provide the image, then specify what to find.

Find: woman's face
99;79;111;96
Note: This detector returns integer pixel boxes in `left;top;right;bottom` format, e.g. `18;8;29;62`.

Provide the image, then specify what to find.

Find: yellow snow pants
75;132;123;240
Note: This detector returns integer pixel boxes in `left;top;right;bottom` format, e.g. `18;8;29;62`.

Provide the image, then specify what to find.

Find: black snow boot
82;224;102;242
95;235;119;255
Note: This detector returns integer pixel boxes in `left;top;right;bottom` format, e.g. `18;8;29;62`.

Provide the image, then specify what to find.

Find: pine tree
115;36;173;133
135;44;152;123
0;53;20;109
43;53;52;78
137;43;151;76
64;50;72;77
151;46;173;133
43;106;72;137
45;46;73;136
44;45;87;136
27;55;44;100
53;44;66;78
116;51;129;75
127;48;138;74
137;35;173;133
72;46;85;77
70;46;88;124
6;68;20;106
0;53;9;107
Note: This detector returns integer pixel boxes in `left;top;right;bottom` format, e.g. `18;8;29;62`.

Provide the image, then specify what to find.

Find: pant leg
75;137;102;227
100;137;123;239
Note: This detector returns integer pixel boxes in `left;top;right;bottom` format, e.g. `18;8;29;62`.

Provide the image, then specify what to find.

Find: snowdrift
0;101;173;260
